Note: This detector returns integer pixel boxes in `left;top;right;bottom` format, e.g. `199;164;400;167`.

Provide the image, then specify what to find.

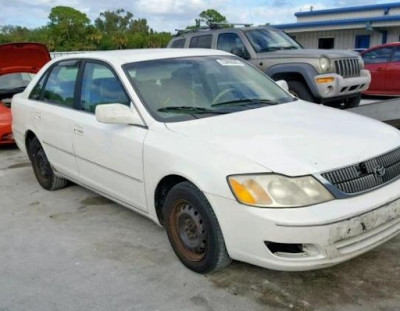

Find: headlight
358;56;364;69
319;57;330;73
228;174;333;208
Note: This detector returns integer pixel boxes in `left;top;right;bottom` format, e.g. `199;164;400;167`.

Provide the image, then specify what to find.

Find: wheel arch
154;174;203;226
25;130;38;159
267;63;320;98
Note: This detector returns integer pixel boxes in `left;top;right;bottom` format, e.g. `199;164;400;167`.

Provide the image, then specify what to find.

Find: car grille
321;146;400;194
334;58;360;78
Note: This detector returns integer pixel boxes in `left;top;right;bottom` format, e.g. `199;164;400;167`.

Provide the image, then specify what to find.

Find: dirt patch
80;196;112;206
207;239;400;310
7;162;31;169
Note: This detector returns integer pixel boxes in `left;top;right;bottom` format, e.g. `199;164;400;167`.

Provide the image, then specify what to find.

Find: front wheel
287;80;315;103
28;137;69;191
164;182;231;273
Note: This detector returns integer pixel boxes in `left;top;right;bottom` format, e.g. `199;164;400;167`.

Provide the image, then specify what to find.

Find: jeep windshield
244;28;301;53
123;56;294;122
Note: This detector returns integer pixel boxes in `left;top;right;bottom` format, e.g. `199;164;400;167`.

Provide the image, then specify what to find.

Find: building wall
293;28;396;49
297;9;389;23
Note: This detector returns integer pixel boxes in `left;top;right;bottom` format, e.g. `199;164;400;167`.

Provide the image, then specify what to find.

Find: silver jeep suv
167;26;371;108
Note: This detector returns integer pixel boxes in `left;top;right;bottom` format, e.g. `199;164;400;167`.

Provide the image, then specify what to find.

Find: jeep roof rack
174;22;253;36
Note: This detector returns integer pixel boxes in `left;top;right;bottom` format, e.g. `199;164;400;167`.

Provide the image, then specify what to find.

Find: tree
48;6;91;50
199;9;227;24
95;9;134;49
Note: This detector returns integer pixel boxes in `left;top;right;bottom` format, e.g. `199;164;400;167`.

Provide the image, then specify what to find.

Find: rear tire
164;182;231;273
287;80;315;103
28;137;68;191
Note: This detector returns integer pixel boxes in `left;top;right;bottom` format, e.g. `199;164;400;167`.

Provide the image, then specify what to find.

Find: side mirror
231;48;250;60
276;80;289;93
95;103;145;126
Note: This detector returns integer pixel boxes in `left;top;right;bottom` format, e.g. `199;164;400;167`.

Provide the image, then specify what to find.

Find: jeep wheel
343;94;361;109
287;80;315;103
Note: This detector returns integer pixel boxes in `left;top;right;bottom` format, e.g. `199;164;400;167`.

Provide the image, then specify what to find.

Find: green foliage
199;9;227;24
0;6;172;51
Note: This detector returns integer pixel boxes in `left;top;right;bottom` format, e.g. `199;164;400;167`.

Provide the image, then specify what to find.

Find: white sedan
12;49;400;273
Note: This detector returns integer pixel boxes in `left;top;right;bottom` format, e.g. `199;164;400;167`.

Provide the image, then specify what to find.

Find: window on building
318;38;334;49
355;35;370;49
189;35;212;49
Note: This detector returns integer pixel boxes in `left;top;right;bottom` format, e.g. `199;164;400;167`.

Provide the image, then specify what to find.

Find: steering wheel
211;88;236;106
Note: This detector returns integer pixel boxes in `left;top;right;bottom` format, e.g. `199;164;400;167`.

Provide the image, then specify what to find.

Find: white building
273;3;400;50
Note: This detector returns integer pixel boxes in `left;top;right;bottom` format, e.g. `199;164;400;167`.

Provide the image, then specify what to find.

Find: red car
0;43;50;145
361;42;400;96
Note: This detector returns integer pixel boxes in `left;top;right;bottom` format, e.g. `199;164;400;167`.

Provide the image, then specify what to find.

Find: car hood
165;101;400;176
258;49;359;59
0;43;51;75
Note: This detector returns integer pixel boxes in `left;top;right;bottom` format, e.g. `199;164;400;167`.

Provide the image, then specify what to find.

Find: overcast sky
0;0;399;33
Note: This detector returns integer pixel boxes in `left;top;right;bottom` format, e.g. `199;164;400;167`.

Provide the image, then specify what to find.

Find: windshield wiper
158;106;226;114
211;99;278;107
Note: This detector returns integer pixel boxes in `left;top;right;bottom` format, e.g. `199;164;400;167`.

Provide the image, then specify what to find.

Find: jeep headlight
319;57;330;73
228;174;333;208
358;56;364;69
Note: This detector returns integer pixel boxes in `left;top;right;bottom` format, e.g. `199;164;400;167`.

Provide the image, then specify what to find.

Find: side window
42;61;79;107
80;62;129;113
217;33;245;53
391;47;400;62
363;47;394;64
29;74;47;100
189;35;212;49
171;38;185;48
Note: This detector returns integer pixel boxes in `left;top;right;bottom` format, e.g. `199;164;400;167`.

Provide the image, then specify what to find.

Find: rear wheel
287;80;315;103
28;137;68;191
164;182;231;273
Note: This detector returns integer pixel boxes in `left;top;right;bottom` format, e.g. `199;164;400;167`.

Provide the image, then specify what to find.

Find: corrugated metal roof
295;3;400;17
273;15;400;30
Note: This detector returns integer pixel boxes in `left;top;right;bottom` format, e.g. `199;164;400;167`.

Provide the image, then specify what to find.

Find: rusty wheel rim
169;199;207;262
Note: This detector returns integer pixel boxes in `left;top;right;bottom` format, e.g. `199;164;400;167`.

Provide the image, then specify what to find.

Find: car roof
51;48;232;66
361;42;400;54
171;26;272;39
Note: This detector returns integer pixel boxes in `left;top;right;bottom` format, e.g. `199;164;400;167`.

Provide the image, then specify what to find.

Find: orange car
0;43;50;145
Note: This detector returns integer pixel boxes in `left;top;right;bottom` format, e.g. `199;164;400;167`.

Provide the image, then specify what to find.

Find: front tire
164;182;231;273
287;80;315;103
28;137;68;191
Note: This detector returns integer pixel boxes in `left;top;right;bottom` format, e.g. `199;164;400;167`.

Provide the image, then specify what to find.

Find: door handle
376;67;384;71
73;125;84;136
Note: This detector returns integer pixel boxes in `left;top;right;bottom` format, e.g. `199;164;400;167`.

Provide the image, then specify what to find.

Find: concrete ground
1;145;399;311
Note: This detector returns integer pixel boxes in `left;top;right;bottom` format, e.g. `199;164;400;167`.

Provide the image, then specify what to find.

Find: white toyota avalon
11;49;400;273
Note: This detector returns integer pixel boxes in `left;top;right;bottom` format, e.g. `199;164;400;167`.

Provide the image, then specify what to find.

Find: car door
72;61;148;211
216;32;255;66
384;46;400;95
362;46;394;94
29;60;80;179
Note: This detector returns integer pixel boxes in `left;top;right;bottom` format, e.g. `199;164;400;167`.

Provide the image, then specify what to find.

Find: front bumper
314;69;370;100
206;176;400;271
0;122;14;144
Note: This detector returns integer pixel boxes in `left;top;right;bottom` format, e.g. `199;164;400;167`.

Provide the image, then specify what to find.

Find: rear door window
189;35;212;49
42;60;80;107
171;38;186;48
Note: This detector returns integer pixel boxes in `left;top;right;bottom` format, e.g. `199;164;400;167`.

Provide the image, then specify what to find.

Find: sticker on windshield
216;59;245;66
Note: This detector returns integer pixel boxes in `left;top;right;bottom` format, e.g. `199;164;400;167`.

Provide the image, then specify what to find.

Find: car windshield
123;56;294;122
0;72;34;91
244;28;301;53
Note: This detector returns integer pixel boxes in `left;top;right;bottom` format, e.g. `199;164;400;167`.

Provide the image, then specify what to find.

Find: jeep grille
334;58;360;78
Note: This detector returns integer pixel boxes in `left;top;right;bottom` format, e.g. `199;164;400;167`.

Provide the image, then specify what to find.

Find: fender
266;63;320;98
